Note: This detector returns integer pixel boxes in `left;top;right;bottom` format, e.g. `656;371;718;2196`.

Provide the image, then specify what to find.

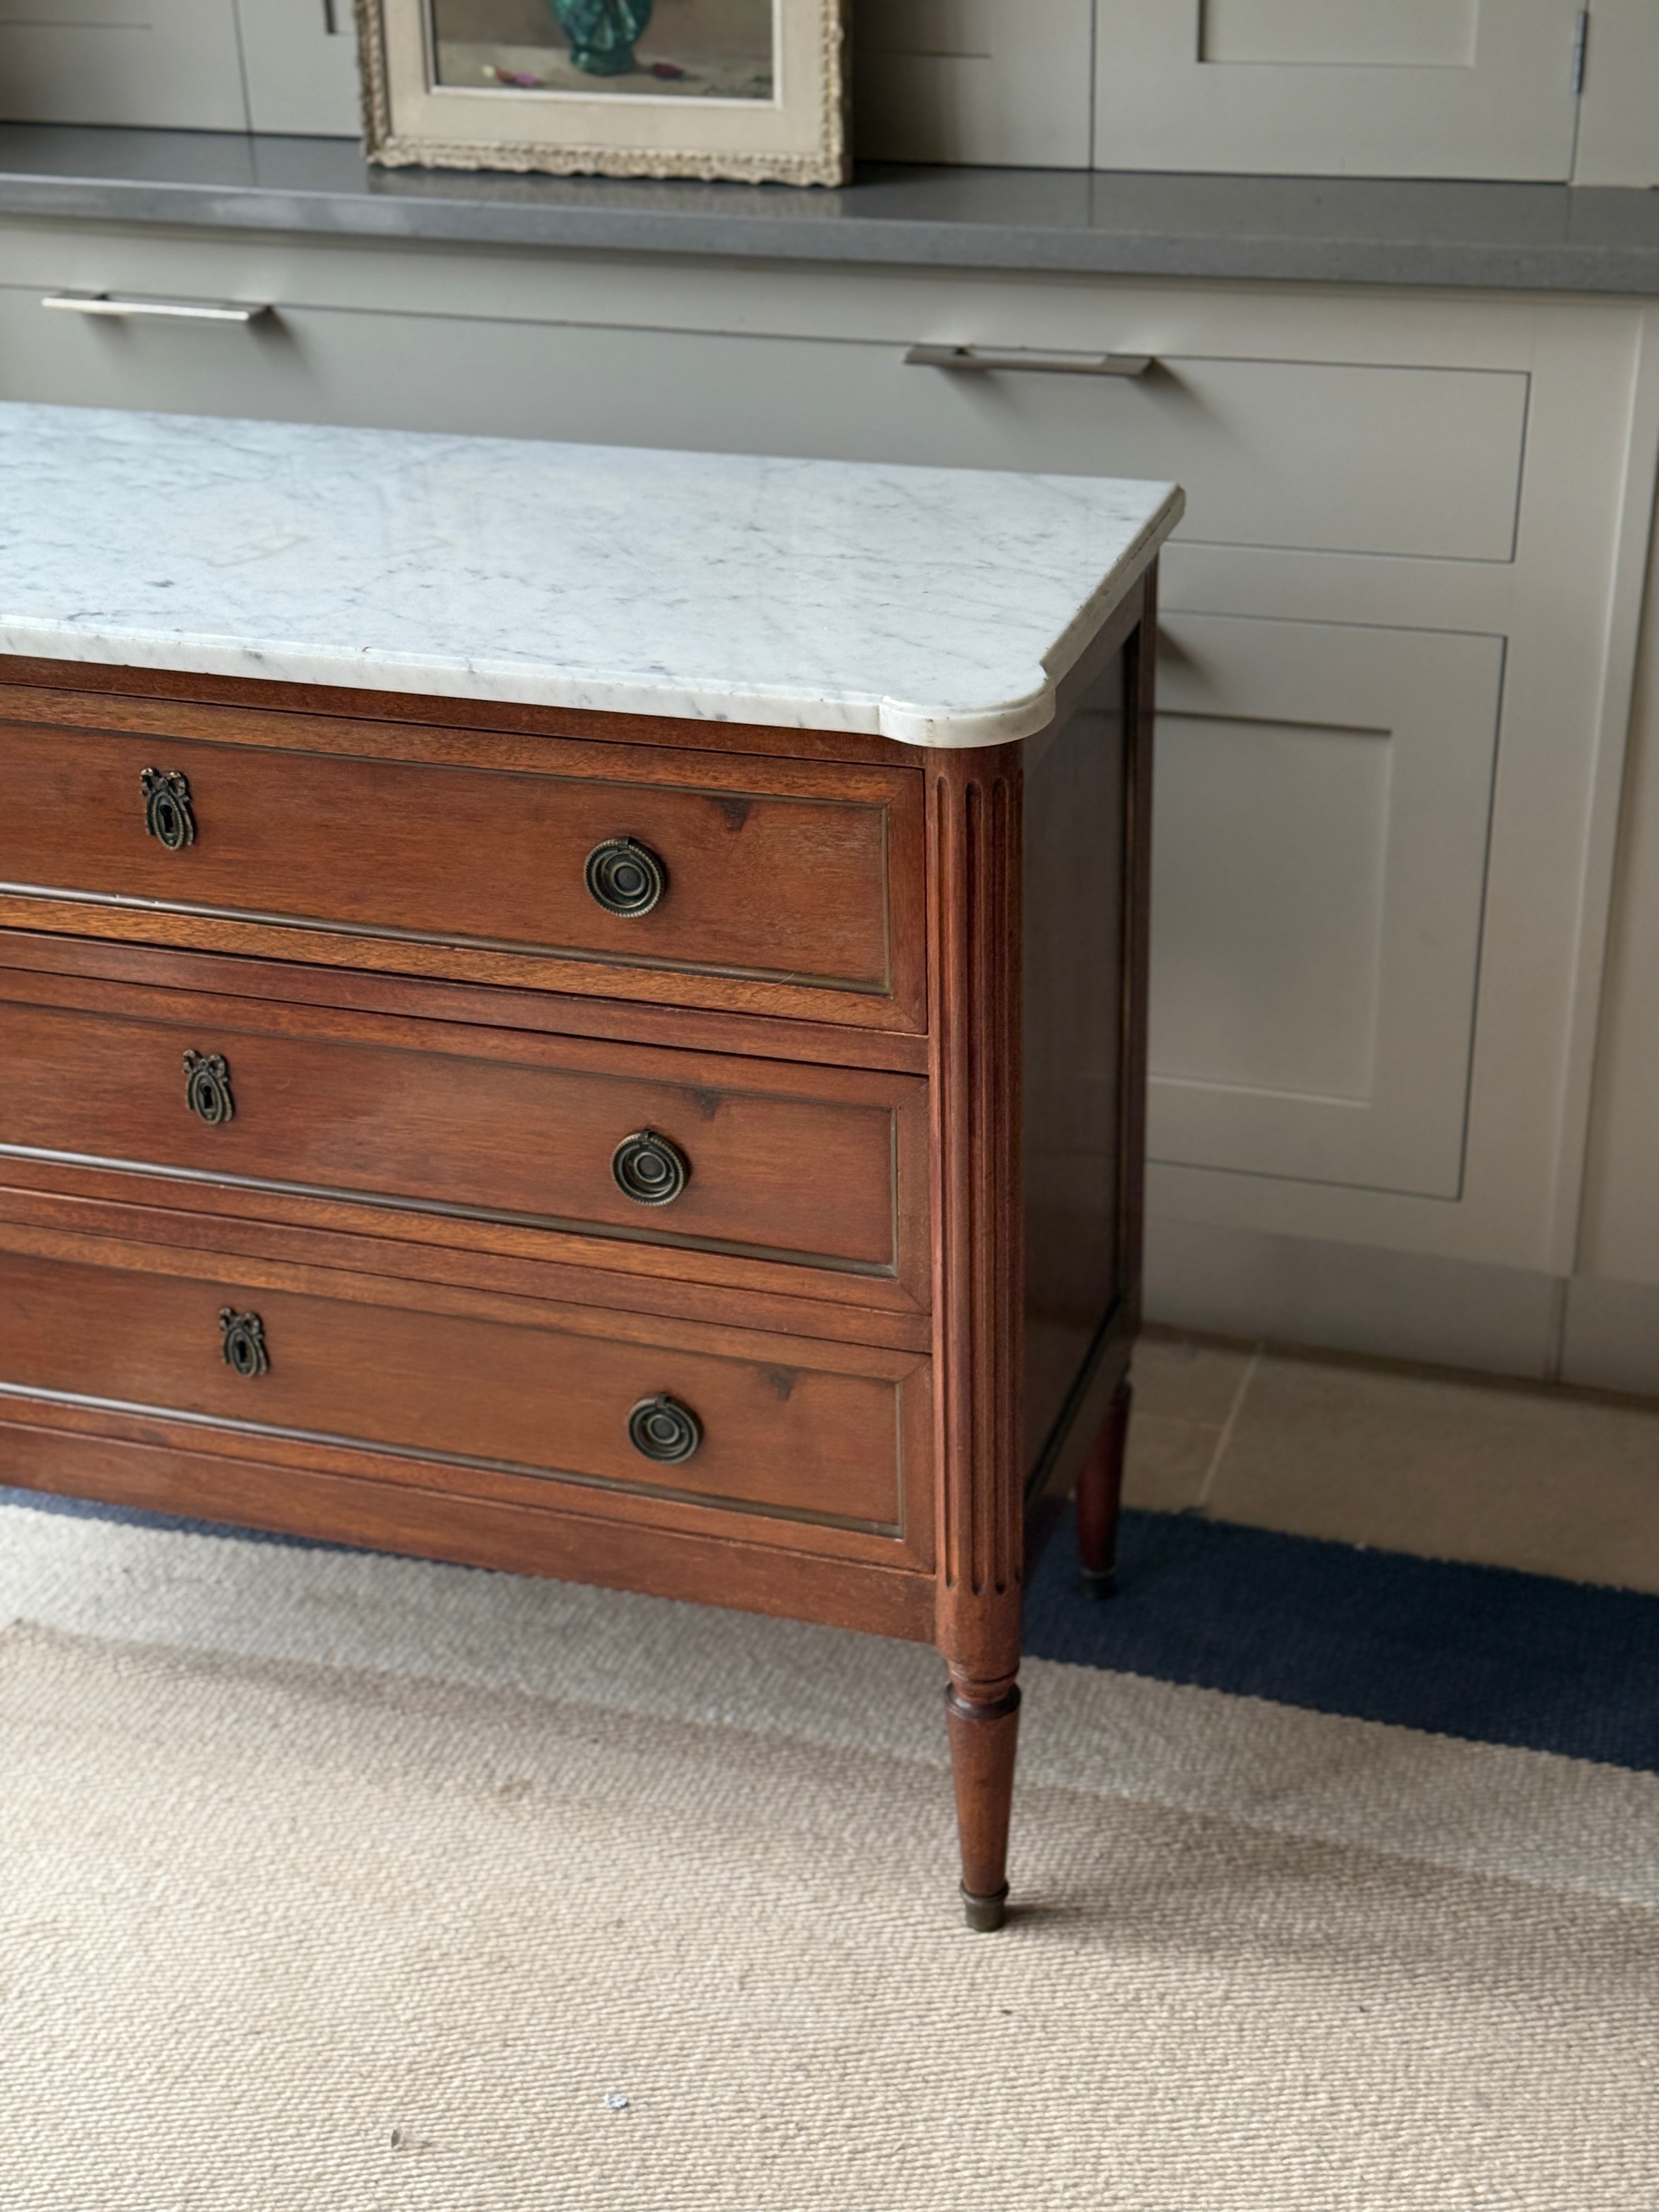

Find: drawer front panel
0;979;926;1288
0;281;1525;562
0;1248;916;1536
0;716;921;1025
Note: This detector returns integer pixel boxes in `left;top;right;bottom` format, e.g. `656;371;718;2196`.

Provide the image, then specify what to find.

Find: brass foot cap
961;1884;1009;1933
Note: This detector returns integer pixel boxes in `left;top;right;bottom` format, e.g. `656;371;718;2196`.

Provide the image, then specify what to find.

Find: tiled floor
1125;1328;1659;1594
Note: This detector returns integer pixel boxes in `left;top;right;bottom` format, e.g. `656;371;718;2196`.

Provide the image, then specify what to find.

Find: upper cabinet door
854;0;1094;167
1095;0;1584;178
0;0;249;129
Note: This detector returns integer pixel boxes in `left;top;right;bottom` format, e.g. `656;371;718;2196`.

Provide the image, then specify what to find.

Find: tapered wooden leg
1076;1378;1132;1598
928;745;1026;1931
945;1672;1022;1931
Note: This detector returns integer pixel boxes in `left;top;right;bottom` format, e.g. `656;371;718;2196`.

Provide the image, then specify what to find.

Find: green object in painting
547;0;654;75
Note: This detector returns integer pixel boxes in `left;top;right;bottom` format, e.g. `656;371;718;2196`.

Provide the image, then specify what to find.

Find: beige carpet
2;1515;1658;2209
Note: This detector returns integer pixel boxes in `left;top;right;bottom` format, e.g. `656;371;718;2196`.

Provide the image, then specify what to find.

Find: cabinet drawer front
0;979;927;1291
0;278;1524;565
0;1248;917;1537
0;715;923;1028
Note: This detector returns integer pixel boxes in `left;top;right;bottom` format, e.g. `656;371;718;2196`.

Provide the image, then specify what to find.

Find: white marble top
0;402;1181;748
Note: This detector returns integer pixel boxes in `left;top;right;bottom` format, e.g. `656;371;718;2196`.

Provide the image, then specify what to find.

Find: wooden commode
0;402;1182;1928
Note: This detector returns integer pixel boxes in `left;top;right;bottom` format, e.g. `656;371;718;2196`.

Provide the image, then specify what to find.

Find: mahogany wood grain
0;658;919;770
0;1205;932;1374
0;1165;933;1353
926;741;1028;1925
1120;574;1157;1349
1022;614;1147;1474
0;967;930;1305
0;575;1164;1927
1060;580;1158;1596
0;1307;934;1581
945;1680;1022;1932
0;1243;922;1538
1075;1381;1132;1594
0;928;930;1076
0;1413;936;1643
0;683;923;803
0;709;927;1029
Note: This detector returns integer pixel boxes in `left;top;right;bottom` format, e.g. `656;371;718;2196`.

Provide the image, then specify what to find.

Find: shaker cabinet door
851;0;1093;168
1147;613;1504;1198
0;0;249;130
1095;0;1583;180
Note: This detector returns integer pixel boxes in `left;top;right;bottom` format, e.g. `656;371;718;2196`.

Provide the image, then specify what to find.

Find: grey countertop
0;125;1656;294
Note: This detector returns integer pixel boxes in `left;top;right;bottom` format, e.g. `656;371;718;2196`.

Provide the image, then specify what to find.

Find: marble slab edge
0;489;1180;751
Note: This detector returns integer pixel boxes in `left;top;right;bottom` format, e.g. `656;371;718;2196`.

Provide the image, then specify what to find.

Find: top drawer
0;239;1537;569
0;693;927;1031
0;278;1528;567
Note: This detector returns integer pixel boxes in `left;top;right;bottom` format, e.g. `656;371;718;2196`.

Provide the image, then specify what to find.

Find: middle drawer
0;961;930;1308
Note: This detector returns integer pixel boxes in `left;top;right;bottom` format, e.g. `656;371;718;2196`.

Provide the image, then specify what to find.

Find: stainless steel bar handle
905;343;1153;379
42;292;270;325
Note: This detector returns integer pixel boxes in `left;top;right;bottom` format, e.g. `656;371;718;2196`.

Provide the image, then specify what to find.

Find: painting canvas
430;0;775;102
359;0;847;185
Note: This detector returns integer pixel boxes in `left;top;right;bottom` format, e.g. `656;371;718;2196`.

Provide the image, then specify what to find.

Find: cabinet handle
585;836;667;918
43;291;270;325
183;1050;235;1127
628;1393;701;1464
904;343;1153;379
219;1308;269;1379
141;767;196;850
612;1128;690;1206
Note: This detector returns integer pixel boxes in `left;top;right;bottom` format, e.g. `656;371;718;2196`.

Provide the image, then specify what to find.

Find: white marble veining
0;402;1181;747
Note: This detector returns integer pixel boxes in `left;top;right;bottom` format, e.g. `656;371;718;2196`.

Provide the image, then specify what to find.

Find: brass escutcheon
140;767;196;851
183;1049;234;1126
219;1308;268;1379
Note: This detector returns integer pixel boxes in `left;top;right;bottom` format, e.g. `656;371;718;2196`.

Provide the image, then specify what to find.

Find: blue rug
10;1482;1659;1776
1026;1506;1659;1776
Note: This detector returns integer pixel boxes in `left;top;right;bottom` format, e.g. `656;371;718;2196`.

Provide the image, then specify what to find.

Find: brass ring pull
141;767;196;850
183;1050;234;1126
585;836;666;918
611;1129;689;1207
219;1308;268;1378
627;1393;701;1464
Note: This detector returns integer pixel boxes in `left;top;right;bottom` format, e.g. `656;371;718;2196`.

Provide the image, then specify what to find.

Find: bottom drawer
0;1245;924;1543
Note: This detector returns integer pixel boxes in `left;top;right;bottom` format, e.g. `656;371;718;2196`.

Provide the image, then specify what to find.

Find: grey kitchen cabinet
0;0;359;137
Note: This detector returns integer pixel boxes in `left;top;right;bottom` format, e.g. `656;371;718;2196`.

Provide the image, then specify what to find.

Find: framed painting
356;0;849;185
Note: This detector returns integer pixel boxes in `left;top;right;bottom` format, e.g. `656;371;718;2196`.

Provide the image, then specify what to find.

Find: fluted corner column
926;742;1025;1931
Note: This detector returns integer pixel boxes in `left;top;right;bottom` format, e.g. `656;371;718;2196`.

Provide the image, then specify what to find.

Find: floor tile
1206;1352;1659;1593
1122;1413;1218;1512
1131;1329;1255;1426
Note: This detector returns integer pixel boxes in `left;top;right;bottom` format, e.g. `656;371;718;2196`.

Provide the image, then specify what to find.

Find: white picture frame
357;0;848;186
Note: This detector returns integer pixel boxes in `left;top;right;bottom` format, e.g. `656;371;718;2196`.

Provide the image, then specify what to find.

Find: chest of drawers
0;402;1180;1928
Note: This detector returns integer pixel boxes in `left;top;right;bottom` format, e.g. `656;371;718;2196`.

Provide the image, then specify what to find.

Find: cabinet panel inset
1200;0;1477;67
1098;0;1581;179
0;0;248;129
1148;614;1504;1197
852;0;1092;168
1153;713;1391;1101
